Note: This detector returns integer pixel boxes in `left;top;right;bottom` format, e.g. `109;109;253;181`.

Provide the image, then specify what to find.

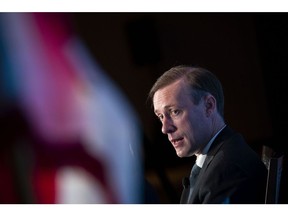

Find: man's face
153;79;211;157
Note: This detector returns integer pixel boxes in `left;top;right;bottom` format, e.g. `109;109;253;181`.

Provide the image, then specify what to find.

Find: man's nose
161;116;176;134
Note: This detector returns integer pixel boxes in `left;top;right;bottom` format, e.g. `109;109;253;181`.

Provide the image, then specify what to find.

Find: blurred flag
0;13;143;203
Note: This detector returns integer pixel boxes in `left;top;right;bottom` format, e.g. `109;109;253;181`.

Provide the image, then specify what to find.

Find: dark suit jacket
180;126;267;204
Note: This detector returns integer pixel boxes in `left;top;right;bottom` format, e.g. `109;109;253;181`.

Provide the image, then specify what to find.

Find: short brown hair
149;65;224;117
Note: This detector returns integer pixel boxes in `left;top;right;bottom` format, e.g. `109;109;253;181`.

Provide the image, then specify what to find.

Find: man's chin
176;149;195;158
176;150;188;158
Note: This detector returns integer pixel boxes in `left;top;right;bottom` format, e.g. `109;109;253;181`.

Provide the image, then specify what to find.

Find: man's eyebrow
154;109;160;115
154;105;177;114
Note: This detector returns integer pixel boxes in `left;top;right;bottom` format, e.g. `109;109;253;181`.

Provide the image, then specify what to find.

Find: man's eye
171;110;180;116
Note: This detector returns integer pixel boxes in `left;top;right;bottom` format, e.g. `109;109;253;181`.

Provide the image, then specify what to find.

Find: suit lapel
180;185;190;204
187;126;235;203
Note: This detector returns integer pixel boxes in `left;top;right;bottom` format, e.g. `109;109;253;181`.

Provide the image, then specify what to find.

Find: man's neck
195;124;226;168
198;123;227;156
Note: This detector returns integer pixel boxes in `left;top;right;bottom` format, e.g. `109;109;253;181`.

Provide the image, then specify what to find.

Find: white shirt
196;125;226;168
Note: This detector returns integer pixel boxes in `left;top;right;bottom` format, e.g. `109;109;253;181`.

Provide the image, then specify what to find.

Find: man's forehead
153;81;190;112
153;79;188;100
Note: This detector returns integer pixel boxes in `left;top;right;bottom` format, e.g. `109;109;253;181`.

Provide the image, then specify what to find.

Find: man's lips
170;137;184;147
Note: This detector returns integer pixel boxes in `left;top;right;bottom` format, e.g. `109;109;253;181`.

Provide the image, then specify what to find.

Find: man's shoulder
208;126;245;156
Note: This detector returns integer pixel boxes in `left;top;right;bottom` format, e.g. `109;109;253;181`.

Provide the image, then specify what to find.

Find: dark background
1;13;288;203
70;13;288;203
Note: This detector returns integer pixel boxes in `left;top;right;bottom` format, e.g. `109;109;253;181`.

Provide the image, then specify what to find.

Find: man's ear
205;94;216;117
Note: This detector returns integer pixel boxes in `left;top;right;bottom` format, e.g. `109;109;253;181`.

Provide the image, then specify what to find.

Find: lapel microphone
182;177;190;189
